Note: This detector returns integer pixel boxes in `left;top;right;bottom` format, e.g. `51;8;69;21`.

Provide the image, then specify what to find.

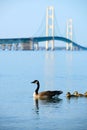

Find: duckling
31;80;63;100
73;91;84;97
66;92;71;98
66;92;76;98
84;92;87;97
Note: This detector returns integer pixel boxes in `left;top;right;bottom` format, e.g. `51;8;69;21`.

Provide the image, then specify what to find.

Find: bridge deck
0;36;87;50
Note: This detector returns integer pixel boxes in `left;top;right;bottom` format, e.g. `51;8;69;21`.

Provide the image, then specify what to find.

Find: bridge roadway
0;36;87;50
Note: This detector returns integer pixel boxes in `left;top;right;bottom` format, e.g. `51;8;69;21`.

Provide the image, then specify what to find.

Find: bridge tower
66;19;73;50
46;6;54;50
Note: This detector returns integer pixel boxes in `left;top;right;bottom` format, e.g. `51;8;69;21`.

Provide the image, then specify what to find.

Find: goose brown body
31;80;63;99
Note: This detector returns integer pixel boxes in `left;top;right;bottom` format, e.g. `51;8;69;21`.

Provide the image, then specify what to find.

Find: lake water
0;50;87;130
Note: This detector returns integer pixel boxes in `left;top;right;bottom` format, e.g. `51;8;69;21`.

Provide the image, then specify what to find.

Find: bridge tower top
66;18;73;50
46;6;54;50
46;6;54;36
66;18;72;40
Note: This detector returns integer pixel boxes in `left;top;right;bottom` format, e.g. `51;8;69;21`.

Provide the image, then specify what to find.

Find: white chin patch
33;92;35;97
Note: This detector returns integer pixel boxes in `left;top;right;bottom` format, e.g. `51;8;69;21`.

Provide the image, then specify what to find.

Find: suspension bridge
0;6;87;51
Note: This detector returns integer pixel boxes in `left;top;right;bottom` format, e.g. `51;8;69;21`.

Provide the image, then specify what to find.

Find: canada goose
73;91;84;97
31;80;63;99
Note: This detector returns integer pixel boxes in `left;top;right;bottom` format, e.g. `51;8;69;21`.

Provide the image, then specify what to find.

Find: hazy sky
0;0;87;46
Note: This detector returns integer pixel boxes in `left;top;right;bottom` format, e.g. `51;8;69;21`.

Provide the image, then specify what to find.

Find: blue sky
0;0;87;46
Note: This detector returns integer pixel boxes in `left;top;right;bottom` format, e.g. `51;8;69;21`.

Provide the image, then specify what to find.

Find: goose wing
39;90;63;97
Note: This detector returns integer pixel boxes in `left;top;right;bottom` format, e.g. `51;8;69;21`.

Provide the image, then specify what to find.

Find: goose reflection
34;99;39;114
33;97;62;114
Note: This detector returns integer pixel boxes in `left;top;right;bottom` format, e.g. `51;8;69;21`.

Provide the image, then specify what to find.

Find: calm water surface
0;50;87;130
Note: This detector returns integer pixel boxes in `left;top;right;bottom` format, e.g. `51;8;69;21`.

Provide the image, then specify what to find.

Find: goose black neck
35;82;40;94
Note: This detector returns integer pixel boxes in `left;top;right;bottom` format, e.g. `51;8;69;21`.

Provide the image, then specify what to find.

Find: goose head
31;80;40;95
31;80;39;84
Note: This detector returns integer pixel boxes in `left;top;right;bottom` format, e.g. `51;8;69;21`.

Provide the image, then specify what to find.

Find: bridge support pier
46;41;48;50
1;44;6;50
66;43;69;50
34;42;39;50
66;42;73;50
7;44;12;50
13;43;19;50
21;40;34;50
